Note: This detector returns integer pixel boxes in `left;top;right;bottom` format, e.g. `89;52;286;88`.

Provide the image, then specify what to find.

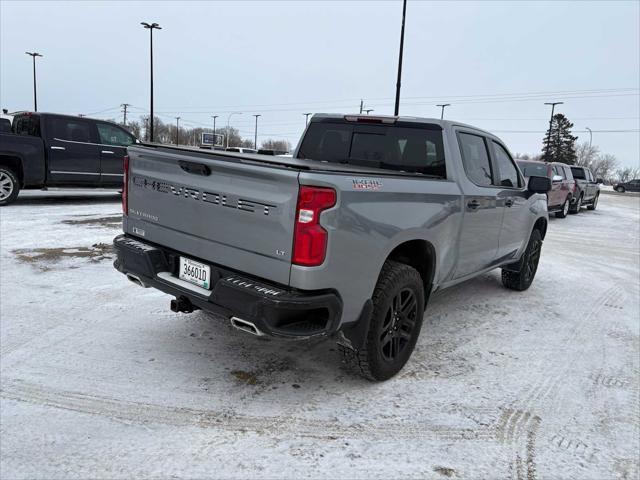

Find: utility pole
25;52;43;111
253;114;261;151
364;109;374;115
437;103;450;120
121;103;131;126
394;0;407;116
359;99;364;114
544;102;563;161
141;22;161;142
303;113;312;126
585;127;593;148
175;116;180;145
211;115;219;137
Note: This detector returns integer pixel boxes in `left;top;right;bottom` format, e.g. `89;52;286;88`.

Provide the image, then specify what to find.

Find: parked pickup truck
113;114;551;380
0;112;138;205
569;166;601;213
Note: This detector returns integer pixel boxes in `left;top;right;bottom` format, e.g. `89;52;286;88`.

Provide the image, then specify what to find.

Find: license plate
178;257;211;289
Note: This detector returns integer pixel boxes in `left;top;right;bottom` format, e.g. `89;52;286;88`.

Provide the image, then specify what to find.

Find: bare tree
575;142;600;168
615;167;640;183
261;139;292;153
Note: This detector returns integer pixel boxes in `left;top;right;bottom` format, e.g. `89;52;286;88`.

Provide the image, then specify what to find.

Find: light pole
175;117;180;145
226;112;242;148
303;113;312;126
253;114;261;150
25;52;43;111
211;114;219;136
364;109;374;115
437;103;450;119
585;127;593;149
141;22;161;142
394;0;407;116
544;102;563;161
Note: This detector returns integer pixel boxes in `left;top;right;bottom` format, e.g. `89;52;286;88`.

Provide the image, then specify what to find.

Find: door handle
467;200;480;210
505;198;514;208
50;146;65;151
101;150;114;154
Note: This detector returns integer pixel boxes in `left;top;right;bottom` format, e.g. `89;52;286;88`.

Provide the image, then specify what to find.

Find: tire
615;186;625;193
339;260;425;381
569;194;582;214
555;198;570;218
0;167;20;206
587;193;599;210
502;229;543;292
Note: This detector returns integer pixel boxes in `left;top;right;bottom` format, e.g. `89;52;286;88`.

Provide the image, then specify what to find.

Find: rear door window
458;132;493;186
49;117;96;143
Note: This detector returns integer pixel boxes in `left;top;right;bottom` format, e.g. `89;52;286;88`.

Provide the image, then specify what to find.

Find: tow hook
170;296;196;313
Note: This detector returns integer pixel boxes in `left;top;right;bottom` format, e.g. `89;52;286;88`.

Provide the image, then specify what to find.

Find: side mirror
596;178;604;184
552;175;563;183
528;175;551;194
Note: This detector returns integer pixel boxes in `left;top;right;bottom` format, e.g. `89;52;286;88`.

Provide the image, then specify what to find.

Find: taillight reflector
292;186;336;266
122;155;129;215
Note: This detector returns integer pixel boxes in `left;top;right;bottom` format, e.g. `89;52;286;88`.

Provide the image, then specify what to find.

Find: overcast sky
1;1;638;166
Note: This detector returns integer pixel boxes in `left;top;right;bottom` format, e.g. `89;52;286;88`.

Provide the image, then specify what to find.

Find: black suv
613;179;640;193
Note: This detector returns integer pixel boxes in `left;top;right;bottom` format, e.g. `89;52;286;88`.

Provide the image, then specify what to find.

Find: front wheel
339;260;425;381
0;167;20;206
502;229;543;292
587;194;599;210
615;186;625;193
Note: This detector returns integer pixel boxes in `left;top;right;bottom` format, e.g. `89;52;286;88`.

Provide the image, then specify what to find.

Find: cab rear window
297;122;446;178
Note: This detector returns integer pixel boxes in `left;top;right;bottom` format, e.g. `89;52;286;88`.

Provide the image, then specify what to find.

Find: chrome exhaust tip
230;317;264;336
126;273;149;288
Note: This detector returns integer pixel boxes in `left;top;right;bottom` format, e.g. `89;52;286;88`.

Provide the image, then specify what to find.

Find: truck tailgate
125;146;300;286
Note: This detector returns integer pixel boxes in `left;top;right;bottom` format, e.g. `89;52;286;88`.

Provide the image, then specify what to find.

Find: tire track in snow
1;378;496;442
497;286;622;479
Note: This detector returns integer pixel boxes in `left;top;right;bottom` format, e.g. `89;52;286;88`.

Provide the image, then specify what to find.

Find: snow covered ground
1;190;638;480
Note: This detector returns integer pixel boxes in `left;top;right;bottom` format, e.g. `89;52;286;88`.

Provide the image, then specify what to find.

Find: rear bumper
112;234;342;339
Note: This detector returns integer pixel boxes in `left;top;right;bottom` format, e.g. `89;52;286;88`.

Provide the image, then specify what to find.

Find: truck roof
310;113;495;137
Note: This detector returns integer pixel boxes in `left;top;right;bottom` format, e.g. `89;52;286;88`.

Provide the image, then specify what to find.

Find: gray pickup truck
113;114;551;380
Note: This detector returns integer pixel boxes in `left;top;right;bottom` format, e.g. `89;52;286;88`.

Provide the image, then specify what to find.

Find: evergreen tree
542;113;578;164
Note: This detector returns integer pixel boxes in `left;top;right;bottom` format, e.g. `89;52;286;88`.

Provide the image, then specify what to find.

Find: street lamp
175;117;180;145
436;103;450;120
253;114;261;150
303;113;312;126
544;102;564;161
141;22;161;142
226;112;242;148
364;109;374;115
585;127;593;148
25;52;43;111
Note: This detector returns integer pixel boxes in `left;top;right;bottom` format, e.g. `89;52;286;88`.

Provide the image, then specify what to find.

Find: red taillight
292;186;336;266
122;155;129;215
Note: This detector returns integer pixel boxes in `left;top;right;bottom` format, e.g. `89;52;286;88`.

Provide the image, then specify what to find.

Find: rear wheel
502;229;543;292
587;193;599;210
0;167;20;206
569;194;582;214
339;260;424;381
555;198;570;218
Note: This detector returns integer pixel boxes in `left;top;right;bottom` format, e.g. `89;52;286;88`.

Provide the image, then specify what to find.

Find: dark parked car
517;160;576;218
0;112;138;205
613;179;640;193
569;166;601;213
